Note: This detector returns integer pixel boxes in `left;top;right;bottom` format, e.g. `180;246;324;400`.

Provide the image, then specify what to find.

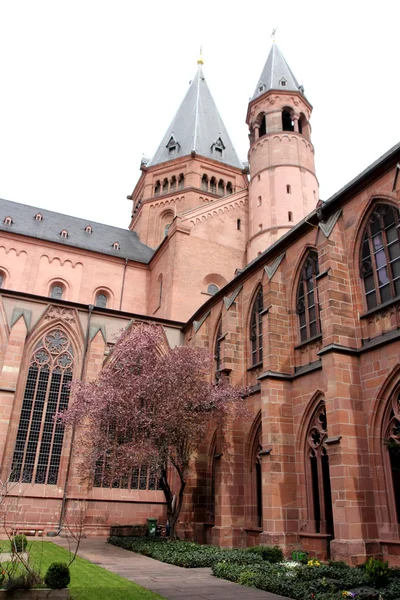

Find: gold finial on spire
270;27;277;43
197;45;204;65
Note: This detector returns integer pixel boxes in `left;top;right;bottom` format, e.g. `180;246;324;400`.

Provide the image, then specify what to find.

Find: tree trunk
159;463;186;540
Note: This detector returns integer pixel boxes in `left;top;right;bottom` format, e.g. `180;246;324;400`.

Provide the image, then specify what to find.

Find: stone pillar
254;126;260;140
293;115;299;133
0;315;27;475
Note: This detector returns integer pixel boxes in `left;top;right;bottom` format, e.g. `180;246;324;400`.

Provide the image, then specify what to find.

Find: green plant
246;545;284;563
365;556;389;588
44;562;71;589
3;572;35;592
11;534;27;553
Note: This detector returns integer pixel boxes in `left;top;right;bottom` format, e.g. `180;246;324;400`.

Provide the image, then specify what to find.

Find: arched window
85;225;92;234
50;284;64;300
251;423;263;527
207;283;219;295
218;180;225;196
112;241;120;250
297;251;321;342
0;272;4;288
282;110;294;132
154;180;161;196
178;174;184;189
170;176;177;192
162;178;169;194
360;204;400;310
95;293;107;308
210;177;217;194
164;223;171;237
35;213;43;222
286;184;291;194
202;174;209;191
250;287;263;365
384;387;400;523
10;329;74;484
259;115;266;137
4;216;12;225
60;229;68;238
288;211;293;222
226;182;233;195
237;219;241;231
306;403;333;535
214;320;222;381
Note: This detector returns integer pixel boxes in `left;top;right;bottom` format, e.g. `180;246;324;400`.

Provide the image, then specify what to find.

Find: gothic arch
291;245;320;344
246;412;262;527
207;429;218;523
369;364;400;532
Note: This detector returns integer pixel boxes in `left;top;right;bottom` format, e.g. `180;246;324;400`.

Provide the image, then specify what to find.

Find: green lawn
2;541;165;600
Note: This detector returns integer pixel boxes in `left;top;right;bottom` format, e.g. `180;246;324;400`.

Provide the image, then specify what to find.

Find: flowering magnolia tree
60;322;247;539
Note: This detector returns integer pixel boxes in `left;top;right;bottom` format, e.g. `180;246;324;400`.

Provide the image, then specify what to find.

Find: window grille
250;287;263;365
360;204;400;310
297;251;321;342
10;329;74;485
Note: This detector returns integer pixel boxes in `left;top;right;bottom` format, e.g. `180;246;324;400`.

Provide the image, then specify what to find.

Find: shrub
246;545;284;563
3;572;35;592
44;562;71;589
11;534;27;553
365;556;389;588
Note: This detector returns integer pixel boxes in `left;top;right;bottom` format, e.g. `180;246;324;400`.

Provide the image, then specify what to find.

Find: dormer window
258;82;265;93
85;225;92;234
166;135;179;157
4;217;12;225
279;78;287;87
211;137;225;159
60;229;68;238
34;213;43;222
113;242;120;250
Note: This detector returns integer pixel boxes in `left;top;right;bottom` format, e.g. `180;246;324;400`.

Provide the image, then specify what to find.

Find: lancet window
250;287;263;365
306;403;333;535
10;329;75;485
297;251;321;343
384;388;400;523
214;320;222;381
360;204;400;310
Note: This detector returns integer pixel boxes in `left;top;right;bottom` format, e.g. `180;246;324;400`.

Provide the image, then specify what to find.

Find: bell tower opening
282;109;294;132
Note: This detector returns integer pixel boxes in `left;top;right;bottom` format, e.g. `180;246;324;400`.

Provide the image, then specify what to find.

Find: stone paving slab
50;536;293;600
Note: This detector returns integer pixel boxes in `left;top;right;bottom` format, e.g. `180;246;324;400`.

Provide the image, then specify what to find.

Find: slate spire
148;64;243;169
252;43;303;101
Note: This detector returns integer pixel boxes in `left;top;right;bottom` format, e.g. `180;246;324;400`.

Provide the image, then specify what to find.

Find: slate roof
0;197;154;263
252;43;302;101
147;66;243;170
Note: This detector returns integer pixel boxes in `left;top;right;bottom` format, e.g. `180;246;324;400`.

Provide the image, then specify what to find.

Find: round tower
246;44;319;262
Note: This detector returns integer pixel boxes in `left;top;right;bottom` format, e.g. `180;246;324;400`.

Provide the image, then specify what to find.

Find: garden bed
108;536;400;599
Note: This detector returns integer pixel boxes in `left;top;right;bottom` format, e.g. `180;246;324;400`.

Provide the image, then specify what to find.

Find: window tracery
360;204;400;310
306;403;333;535
10;329;74;485
385;389;400;523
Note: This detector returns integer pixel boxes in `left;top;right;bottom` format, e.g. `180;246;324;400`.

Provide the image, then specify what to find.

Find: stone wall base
259;531;299;557
210;526;246;548
330;539;382;565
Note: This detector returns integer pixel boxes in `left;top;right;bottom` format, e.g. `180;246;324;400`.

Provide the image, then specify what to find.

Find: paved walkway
51;536;292;600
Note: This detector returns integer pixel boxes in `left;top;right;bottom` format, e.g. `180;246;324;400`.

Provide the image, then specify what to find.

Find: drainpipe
119;258;129;310
58;303;94;531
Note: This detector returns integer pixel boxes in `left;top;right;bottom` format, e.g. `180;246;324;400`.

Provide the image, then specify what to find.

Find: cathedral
0;42;400;565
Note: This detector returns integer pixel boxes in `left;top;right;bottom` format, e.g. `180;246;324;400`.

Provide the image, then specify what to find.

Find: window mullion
45;369;63;484
31;363;52;483
368;228;381;304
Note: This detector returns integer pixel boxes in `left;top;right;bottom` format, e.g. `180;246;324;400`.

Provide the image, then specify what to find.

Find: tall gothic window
250;287;263;365
10;329;74;485
384;388;400;523
297;251;321;343
214;320;222;381
251;422;263;527
306;403;333;535
360;204;400;310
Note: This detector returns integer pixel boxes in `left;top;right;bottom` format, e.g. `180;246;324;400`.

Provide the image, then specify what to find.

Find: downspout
58;303;94;531
119;258;129;310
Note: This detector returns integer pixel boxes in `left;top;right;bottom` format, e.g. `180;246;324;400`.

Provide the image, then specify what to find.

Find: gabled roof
0;197;154;263
252;43;302;101
147;66;243;170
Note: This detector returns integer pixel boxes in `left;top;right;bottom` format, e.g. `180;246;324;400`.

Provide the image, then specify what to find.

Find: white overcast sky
0;1;399;229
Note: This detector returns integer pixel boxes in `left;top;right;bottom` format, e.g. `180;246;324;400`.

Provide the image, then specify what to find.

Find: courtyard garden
0;539;164;600
109;536;400;600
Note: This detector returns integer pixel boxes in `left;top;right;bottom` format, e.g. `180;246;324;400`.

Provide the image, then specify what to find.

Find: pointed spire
147;65;243;169
252;44;302;101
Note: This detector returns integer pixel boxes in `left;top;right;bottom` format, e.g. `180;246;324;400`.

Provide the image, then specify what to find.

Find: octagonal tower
246;43;319;262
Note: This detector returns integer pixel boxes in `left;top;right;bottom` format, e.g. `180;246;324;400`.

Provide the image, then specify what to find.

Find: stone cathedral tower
246;43;319;262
